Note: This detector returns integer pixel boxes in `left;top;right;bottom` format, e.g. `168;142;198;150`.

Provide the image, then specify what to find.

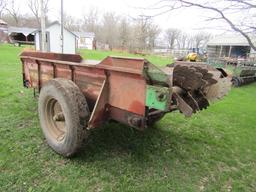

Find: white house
34;21;77;54
74;32;95;50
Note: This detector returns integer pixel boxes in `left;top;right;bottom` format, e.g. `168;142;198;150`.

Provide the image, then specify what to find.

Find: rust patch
128;101;145;115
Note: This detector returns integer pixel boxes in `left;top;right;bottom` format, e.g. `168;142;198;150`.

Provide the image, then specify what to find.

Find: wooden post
40;0;46;52
61;0;64;53
219;45;223;58
228;46;232;57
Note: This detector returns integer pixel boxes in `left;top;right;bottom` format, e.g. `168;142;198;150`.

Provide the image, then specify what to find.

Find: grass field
78;49;173;66
0;44;256;191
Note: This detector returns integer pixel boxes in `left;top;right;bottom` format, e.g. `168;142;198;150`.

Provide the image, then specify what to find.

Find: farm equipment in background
207;57;256;87
177;48;207;62
20;51;231;157
231;61;256;87
186;52;198;62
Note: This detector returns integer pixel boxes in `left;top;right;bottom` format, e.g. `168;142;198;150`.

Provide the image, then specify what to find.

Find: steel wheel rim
44;97;66;142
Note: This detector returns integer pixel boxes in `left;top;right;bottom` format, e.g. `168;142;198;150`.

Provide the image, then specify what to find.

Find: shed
74;31;95;50
207;34;256;59
34;21;77;54
0;19;8;42
8;26;36;45
0;19;7;30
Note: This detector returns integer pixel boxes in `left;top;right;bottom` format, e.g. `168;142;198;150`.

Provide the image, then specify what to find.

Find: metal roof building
73;32;95;38
7;26;36;45
207;34;256;59
0;19;8;42
8;26;36;36
0;19;7;25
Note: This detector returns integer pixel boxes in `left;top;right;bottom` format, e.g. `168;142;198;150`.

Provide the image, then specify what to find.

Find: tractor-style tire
232;77;240;87
38;78;90;157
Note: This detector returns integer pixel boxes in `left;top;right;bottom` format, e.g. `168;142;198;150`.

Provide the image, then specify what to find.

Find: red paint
129;101;145;116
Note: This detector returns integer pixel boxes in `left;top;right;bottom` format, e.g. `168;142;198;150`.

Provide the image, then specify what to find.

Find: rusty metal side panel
22;58;41;88
22;59;55;88
73;66;106;103
98;56;145;74
39;61;54;87
88;80;109;129
22;57;106;106
108;71;146;116
55;64;72;80
21;54;148;128
20;51;83;62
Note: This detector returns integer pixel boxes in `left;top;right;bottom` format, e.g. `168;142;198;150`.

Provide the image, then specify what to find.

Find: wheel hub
45;98;66;142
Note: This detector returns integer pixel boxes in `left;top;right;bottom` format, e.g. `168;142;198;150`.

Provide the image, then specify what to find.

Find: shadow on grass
74;121;209;165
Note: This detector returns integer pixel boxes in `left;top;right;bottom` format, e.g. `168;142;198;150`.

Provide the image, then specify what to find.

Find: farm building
8;26;36;45
0;19;7;28
207;34;256;60
0;19;35;45
74;32;95;50
34;21;77;54
0;19;8;42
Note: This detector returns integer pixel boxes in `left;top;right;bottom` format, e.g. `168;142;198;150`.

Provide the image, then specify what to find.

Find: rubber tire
232;77;240;87
38;78;90;157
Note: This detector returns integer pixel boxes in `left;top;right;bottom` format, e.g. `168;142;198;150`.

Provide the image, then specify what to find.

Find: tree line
0;0;211;51
144;0;256;51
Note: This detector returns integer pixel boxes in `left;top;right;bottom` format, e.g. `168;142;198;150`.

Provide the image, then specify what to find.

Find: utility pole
40;0;46;52
60;0;64;53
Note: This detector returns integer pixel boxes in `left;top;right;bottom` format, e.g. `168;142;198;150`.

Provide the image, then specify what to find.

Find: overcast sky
18;0;236;35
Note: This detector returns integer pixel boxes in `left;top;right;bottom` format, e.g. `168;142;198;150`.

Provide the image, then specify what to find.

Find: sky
18;0;236;35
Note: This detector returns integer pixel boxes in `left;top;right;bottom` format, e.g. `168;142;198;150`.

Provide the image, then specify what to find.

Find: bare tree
27;0;49;26
147;23;161;50
63;13;81;31
132;15;159;50
165;28;180;49
193;32;211;49
184;35;193;49
0;0;6;18
5;0;19;25
2;13;41;27
118;17;130;49
177;32;188;49
132;15;147;50
82;7;99;34
100;12;119;50
148;0;256;50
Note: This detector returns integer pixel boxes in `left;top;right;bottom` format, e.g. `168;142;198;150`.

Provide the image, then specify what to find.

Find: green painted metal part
146;85;171;111
144;62;171;86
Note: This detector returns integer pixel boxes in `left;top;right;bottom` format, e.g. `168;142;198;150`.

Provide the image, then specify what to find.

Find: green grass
79;49;173;67
0;44;256;191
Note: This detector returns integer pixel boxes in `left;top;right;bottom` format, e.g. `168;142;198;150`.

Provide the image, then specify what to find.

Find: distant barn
207;34;256;60
8;26;36;45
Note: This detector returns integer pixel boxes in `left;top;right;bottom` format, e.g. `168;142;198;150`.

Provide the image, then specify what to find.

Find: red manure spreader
20;51;231;157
